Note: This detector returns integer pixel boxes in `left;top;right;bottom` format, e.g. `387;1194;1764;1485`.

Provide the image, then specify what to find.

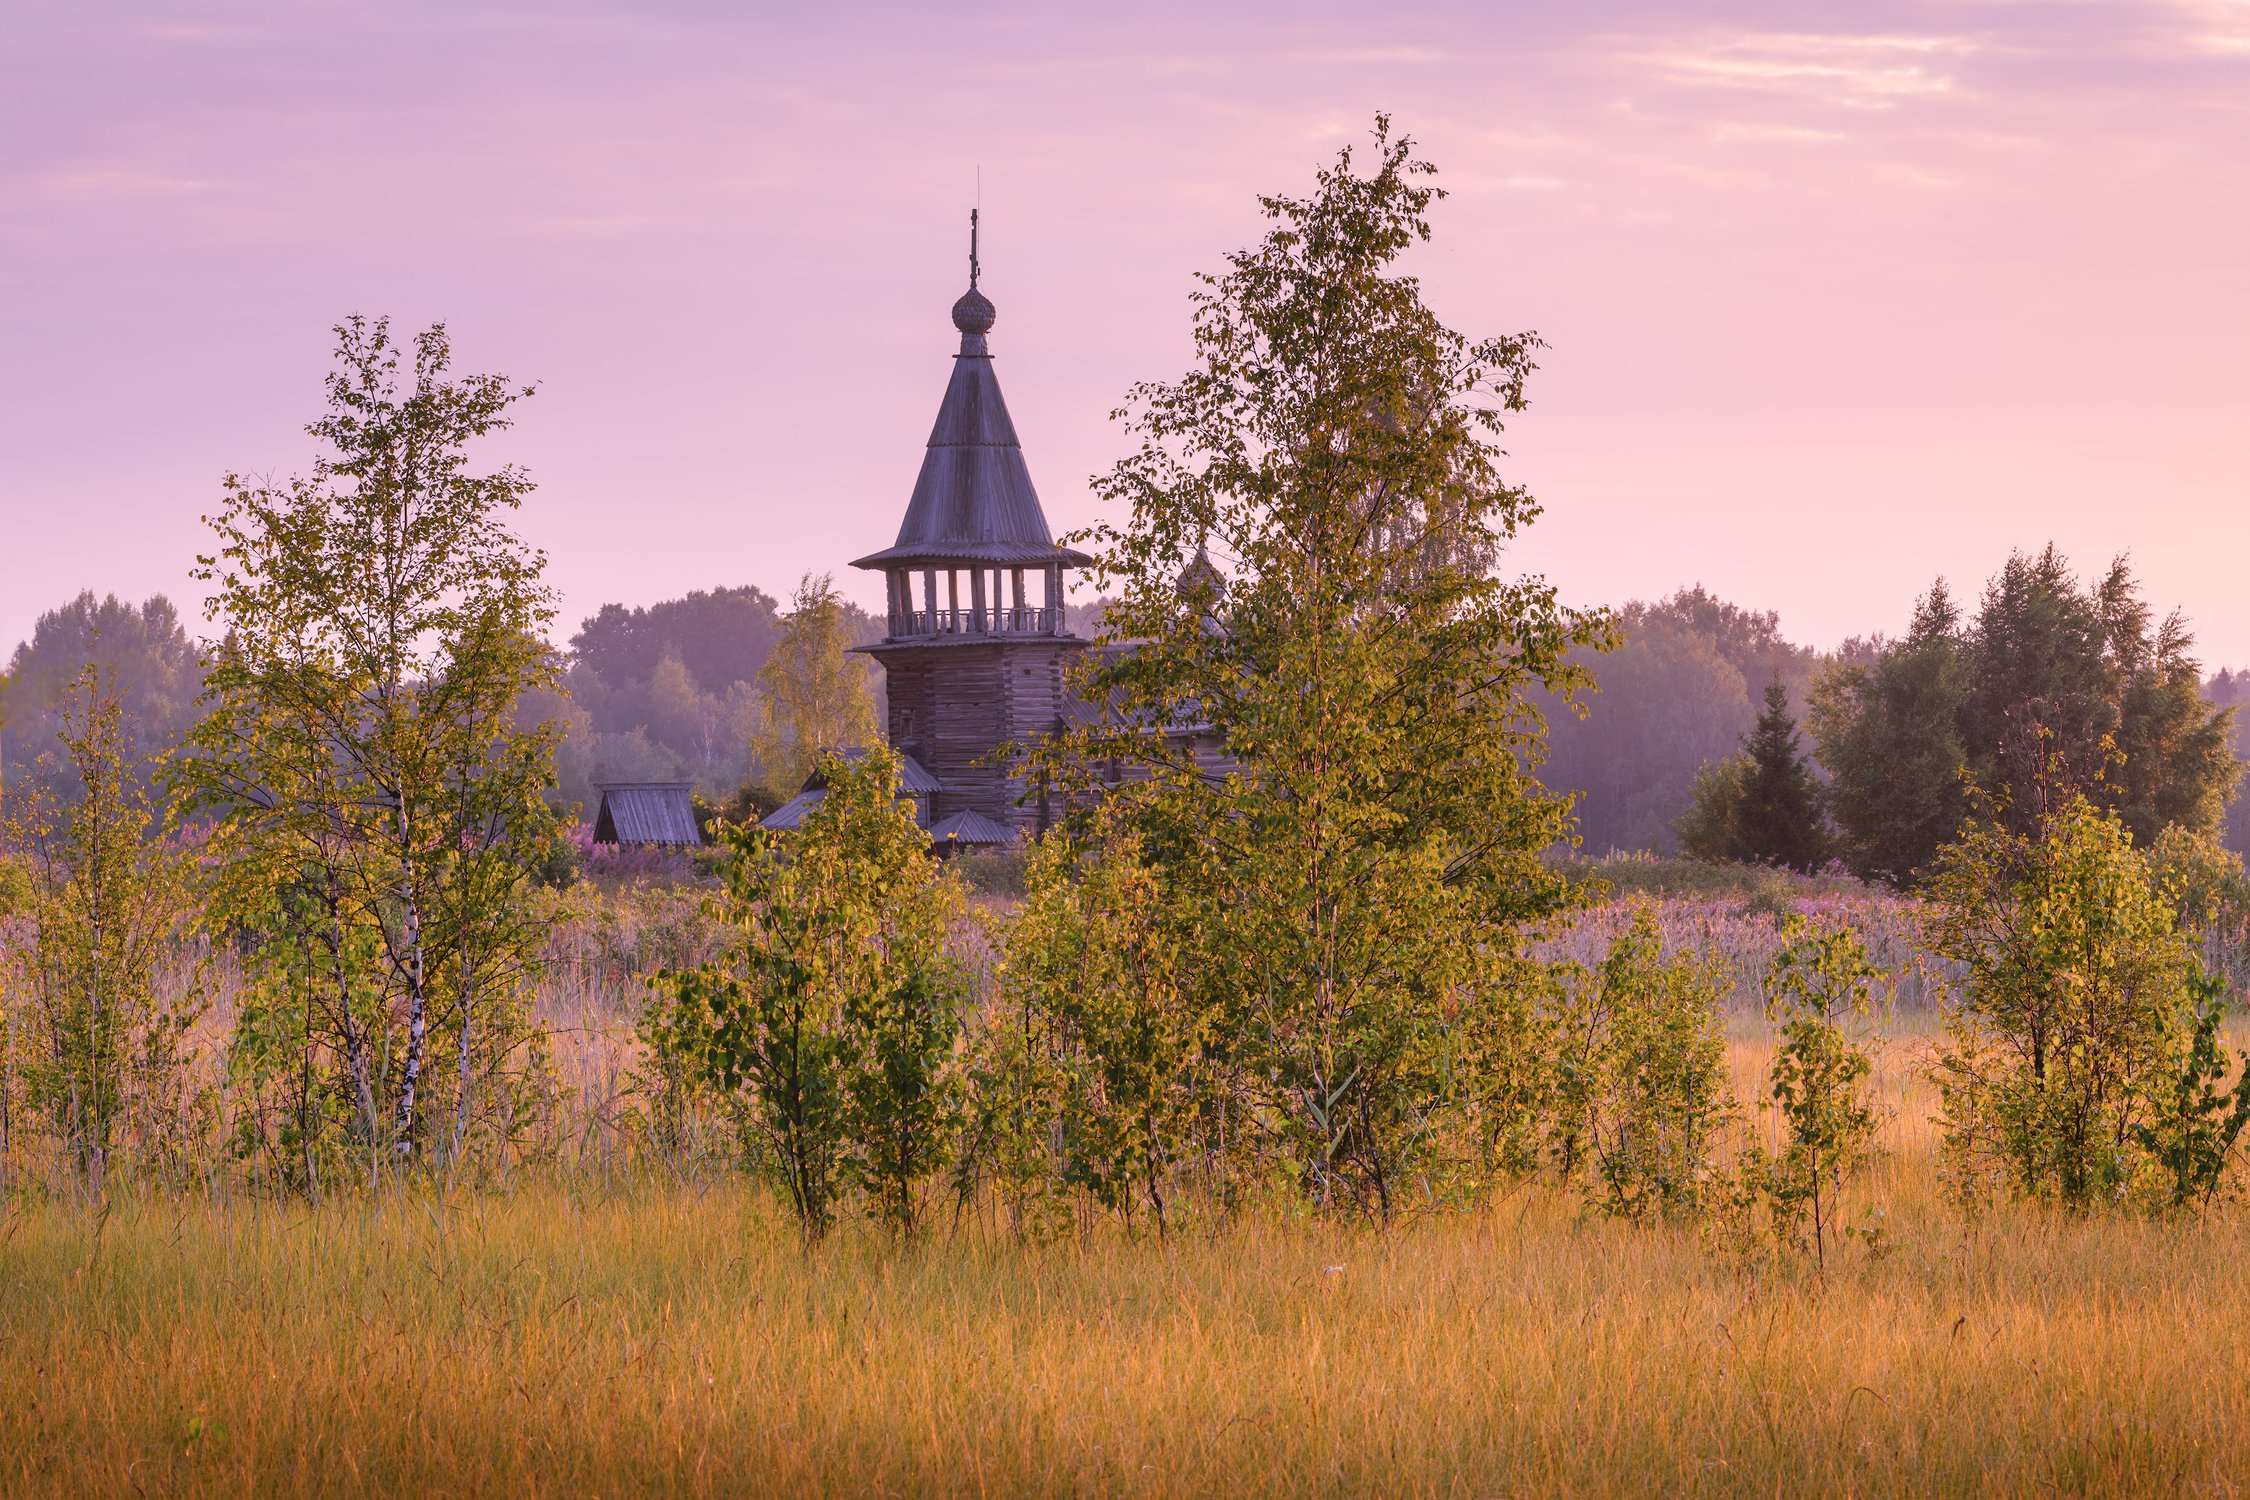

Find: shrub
1550;899;1733;1220
1739;916;1885;1263
1924;784;2226;1209
647;745;966;1241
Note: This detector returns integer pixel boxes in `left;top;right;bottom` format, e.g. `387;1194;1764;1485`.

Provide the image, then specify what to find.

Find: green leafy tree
2146;823;2250;998
1548;901;1732;1221
1813;552;2234;886
2110;604;2239;844
185;315;563;1176
1961;548;2233;845
0;668;203;1186
1741;917;1884;1264
1925;777;2215;1209
1807;582;1970;884
2127;971;2250;1210
1676;682;1828;871
753;574;880;793
967;830;1218;1237
1039;118;1609;1219
650;745;965;1241
1674;755;1748;867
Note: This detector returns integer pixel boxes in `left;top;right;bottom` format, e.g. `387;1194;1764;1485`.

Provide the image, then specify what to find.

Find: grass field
7;1034;2250;1497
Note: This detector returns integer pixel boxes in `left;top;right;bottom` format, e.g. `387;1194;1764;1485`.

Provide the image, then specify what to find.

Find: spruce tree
1732;681;1829;871
1807;582;1970;885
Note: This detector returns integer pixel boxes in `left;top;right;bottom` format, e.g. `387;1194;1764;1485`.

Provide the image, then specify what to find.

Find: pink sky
5;1;2247;665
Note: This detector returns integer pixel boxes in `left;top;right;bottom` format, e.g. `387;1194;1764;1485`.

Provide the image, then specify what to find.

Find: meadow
5;871;2249;1497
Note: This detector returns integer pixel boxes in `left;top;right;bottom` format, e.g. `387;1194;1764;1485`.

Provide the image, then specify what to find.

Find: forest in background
1;577;2241;857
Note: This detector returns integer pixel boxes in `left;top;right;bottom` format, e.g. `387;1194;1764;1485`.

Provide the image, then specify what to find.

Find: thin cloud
1711;122;1849;144
46;170;218;196
2175;0;2250;53
1638;32;1976;107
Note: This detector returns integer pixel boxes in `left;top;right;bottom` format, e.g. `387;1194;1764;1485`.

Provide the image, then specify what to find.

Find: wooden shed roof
802;746;942;795
929;810;1015;847
592;782;701;846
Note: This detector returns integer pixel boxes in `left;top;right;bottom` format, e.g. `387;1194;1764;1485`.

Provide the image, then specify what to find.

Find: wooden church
765;219;1088;847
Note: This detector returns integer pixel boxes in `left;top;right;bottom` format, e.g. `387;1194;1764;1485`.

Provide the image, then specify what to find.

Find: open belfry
849;214;1090;841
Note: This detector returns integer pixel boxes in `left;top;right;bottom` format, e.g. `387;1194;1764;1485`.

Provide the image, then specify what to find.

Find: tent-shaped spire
851;271;1090;572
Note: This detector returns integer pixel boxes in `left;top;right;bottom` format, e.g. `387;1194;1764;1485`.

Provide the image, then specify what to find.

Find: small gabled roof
592;782;701;846
799;746;942;795
929;809;1015;846
758;749;944;834
851;284;1091;573
758;790;826;831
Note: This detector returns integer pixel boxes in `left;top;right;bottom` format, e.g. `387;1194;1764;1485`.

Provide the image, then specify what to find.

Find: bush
645;745;967;1241
1550;899;1733;1220
1737;916;1885;1263
1924;785;2234;1209
952;848;1029;900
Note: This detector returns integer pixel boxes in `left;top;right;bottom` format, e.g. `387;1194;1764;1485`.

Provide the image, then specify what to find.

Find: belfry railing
892;605;1058;639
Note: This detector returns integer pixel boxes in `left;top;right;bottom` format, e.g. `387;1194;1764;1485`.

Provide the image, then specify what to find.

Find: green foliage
1550;900;1732;1220
649;744;966;1241
951;848;1029;899
1924;781;2219;1209
1676;682;1829;872
0;668;205;1186
1541;588;1821;855
183;315;564;1181
1037;118;1609;1220
2146;823;2250;999
753;574;881;794
1738;917;1884;1263
1806;583;1970;885
965;834;1215;1237
1674;755;1748;867
2127;972;2250;1210
1816;550;2235;888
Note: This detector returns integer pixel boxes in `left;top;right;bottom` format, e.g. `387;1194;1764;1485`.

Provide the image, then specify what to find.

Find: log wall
872;637;1089;835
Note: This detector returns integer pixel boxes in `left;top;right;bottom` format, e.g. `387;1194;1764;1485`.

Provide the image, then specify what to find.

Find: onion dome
952;286;996;336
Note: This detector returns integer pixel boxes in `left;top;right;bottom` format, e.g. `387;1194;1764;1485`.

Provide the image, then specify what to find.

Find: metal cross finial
969;207;980;290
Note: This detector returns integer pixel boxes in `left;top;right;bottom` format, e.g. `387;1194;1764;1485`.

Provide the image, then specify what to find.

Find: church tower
850;217;1089;839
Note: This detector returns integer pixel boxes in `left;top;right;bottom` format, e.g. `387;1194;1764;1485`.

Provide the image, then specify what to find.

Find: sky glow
3;1;2246;661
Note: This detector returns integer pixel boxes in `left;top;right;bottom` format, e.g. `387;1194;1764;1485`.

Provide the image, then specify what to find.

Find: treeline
1539;589;1818;853
549;582;885;810
0;580;886;824
1544;563;2246;875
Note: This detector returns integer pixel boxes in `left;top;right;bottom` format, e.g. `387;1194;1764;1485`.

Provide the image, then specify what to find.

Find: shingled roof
851;283;1091;572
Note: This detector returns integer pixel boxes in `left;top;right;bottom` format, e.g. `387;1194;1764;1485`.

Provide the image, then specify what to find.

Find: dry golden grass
4;1037;2249;1497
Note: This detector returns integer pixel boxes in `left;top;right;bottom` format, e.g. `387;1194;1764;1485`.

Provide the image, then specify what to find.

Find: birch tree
1;668;202;1187
1038;118;1611;1216
185;316;562;1175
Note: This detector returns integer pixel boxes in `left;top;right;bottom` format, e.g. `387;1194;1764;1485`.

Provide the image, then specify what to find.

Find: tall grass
6;1038;2250;1496
6;877;2248;1494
